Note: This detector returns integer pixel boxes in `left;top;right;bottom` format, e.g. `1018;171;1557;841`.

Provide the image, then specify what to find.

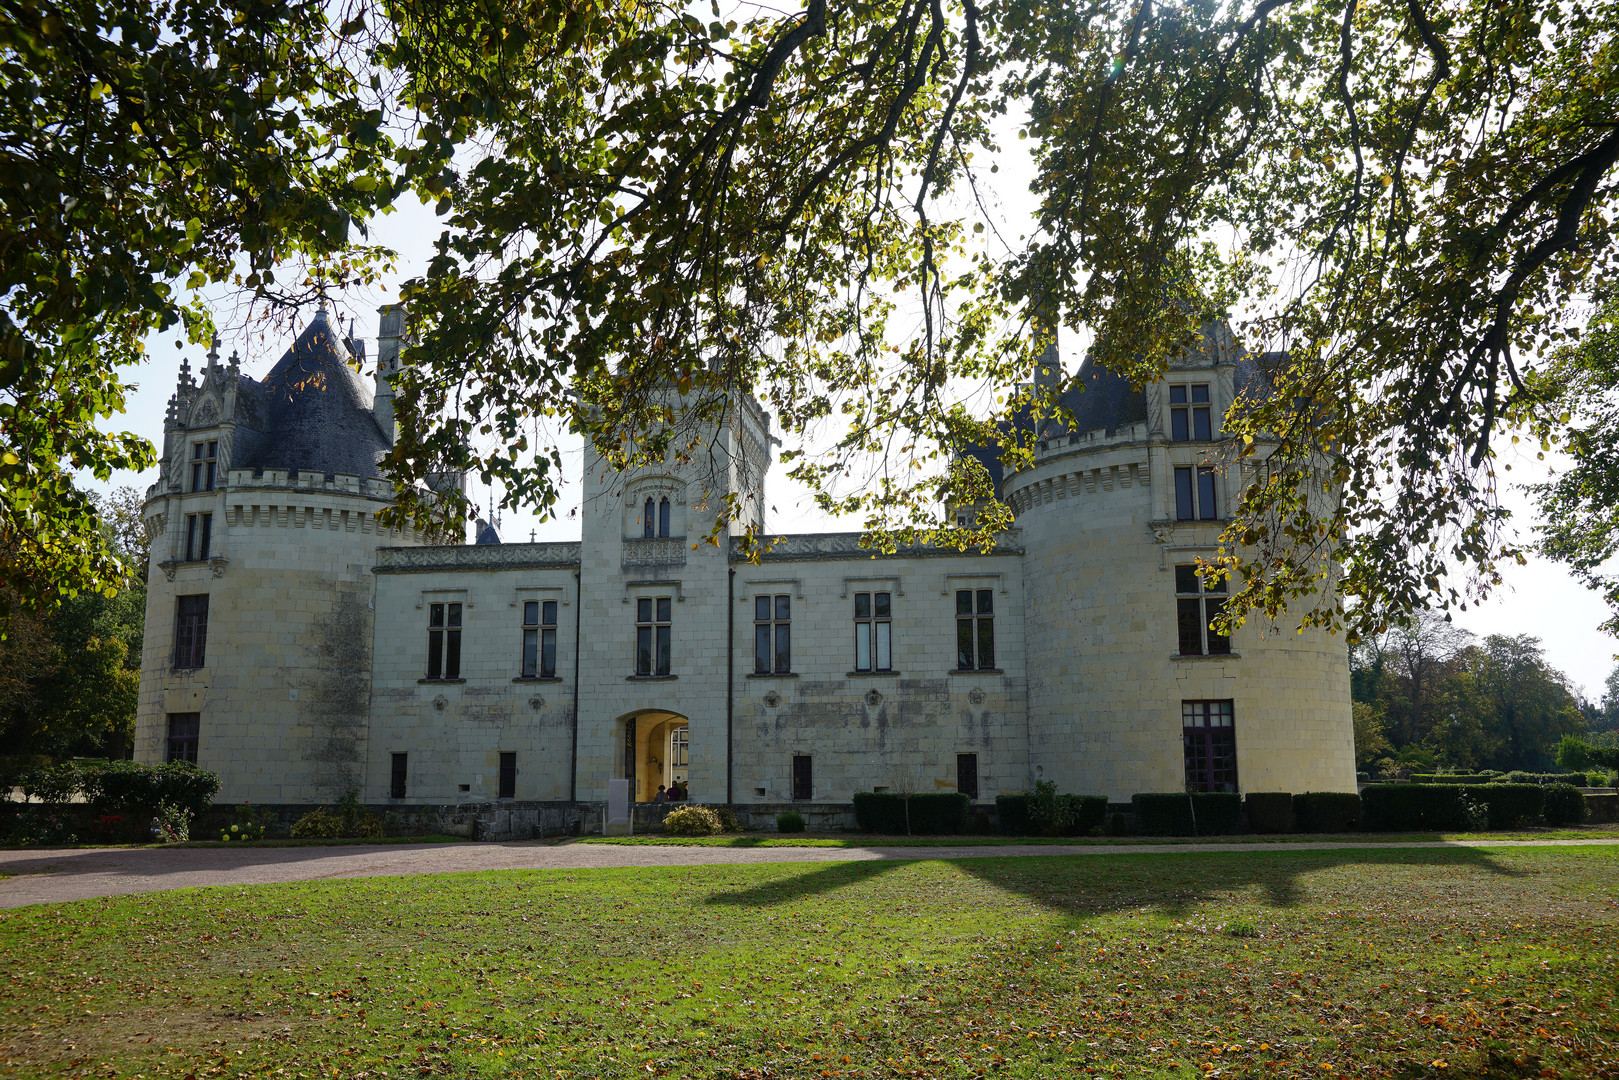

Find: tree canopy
8;0;1619;641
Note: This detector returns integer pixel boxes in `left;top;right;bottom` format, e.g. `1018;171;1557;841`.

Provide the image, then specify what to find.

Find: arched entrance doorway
618;710;690;802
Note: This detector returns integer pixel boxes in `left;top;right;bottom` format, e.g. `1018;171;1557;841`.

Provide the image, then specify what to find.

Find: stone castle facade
134;307;1356;814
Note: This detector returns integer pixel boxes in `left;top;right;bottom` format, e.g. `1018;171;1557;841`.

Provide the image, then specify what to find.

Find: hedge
82;760;221;821
1293;792;1362;832
1132;792;1242;836
1409;774;1496;784
853;792;969;834
1244;792;1293;833
1499;771;1588;786
1542;784;1588;826
996;791;1108;836
1361;784;1545;830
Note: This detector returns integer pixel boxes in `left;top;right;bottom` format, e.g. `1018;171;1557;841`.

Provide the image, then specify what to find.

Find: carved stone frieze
374;543;581;573
740;531;1022;562
621;538;686;567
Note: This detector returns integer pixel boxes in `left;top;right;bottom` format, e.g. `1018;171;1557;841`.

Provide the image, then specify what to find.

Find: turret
374;304;403;446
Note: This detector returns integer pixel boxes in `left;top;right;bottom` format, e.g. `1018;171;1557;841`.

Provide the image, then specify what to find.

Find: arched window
643;498;655;538
658;497;671;537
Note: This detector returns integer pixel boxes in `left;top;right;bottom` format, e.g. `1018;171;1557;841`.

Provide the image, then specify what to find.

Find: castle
134;306;1355;823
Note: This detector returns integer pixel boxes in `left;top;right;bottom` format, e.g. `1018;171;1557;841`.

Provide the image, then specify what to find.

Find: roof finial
206;334;221;367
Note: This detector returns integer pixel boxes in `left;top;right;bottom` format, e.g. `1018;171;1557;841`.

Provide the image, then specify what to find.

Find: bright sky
88;157;1619;703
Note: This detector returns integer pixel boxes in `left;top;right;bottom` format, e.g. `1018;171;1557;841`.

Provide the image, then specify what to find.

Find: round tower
135;309;438;804
1009;326;1356;801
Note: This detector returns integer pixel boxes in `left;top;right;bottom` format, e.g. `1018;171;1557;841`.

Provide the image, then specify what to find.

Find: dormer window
1169;385;1212;441
190;440;218;491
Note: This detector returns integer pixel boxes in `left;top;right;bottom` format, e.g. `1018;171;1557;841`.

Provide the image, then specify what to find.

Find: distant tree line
1350;611;1610;775
0;488;145;770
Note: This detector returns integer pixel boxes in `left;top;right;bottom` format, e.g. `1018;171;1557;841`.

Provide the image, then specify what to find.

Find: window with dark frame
956;753;979;800
498;751;517;799
1174;565;1230;656
1169;385;1212;441
754;594;791;674
165;713;199;763
658;497;671;537
636;596;672;676
791;755;813;801
184;512;212;562
1183;700;1237;791
426;601;463;679
853;591;892;672
174;594;208;668
956;589;995;670
522;599;558;678
643;497;656;538
190;440;218;491
390;753;408;798
1174;466;1219;521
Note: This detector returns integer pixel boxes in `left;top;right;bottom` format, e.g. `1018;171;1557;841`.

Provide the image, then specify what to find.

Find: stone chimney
374;304;403;446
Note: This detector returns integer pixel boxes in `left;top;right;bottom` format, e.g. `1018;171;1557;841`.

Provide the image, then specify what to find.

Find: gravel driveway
1;837;1613;909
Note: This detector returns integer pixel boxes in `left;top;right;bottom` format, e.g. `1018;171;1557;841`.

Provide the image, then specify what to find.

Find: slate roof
474;521;502;546
237;310;391;480
956;320;1273;500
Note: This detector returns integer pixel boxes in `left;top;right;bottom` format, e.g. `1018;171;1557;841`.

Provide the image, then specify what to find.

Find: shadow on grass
704;843;1527;915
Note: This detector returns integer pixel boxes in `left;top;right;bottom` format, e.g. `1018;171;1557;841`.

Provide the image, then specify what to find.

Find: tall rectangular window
427;602;462;679
190;440;218;492
956;589;995;670
1169;385;1212;441
521;600;558;678
853;592;892;672
671;727;689;768
1183;700;1237;792
1175;565;1230;656
184;512;212;561
1174;466;1218;520
636;597;672;676
498;752;517;799
957;753;979;800
792;755;813;801
754;594;791;674
165;713;199;763
390;753;408;799
174;594;208;669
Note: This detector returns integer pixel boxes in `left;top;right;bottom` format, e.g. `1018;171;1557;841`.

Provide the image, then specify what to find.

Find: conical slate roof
239;310;391;479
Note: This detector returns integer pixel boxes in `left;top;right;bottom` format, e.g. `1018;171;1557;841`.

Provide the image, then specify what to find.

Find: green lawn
2;847;1616;1079
572;827;1619;847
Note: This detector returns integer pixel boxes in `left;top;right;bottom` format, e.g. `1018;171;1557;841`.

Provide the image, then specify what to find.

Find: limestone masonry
135;307;1356;811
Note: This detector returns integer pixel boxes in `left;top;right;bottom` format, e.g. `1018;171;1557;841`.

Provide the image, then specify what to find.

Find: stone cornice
736;531;1023;563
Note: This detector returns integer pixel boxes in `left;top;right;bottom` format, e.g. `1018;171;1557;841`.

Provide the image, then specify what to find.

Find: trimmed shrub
1062;794;1109;836
714;806;744;832
852;792;969;834
1470;784;1545;829
664;805;723;835
995;788;1106;836
1542;784;1588;826
1361;784;1465;830
1361;784;1544;830
1293;792;1362;832
1131;792;1242;836
1500;771;1587;786
996;793;1034;835
776;811;805;833
1586;771;1613;789
1245;792;1293;833
19;762;81;804
290;808;344;839
83;760;221;822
